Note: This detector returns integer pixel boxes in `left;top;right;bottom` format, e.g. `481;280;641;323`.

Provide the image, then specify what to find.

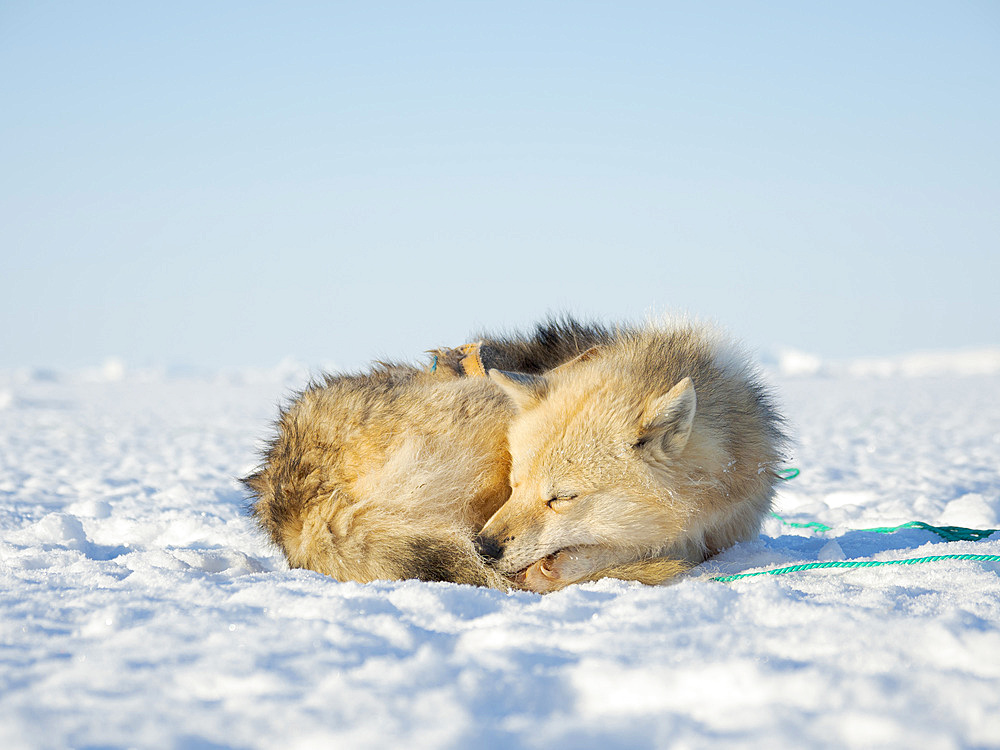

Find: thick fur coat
244;317;786;592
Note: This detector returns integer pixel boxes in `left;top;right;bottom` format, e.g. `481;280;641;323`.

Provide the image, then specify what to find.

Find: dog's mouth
510;549;572;592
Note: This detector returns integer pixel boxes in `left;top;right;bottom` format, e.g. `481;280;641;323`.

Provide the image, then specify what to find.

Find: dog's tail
242;467;509;589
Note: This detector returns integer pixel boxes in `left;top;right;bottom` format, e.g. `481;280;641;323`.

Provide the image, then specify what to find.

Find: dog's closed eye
546;494;577;511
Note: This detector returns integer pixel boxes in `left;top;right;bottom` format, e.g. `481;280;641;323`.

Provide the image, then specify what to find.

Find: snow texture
1;355;999;749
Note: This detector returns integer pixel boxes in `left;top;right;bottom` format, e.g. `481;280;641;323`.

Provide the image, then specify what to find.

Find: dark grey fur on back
474;316;615;374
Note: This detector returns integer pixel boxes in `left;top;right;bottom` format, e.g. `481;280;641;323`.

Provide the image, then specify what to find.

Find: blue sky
2;1;998;370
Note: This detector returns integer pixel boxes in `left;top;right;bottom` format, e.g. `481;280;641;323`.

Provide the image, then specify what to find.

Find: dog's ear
636;377;696;461
489;369;548;411
549;346;602;375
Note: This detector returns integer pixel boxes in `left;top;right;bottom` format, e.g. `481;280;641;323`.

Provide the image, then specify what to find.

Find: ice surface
1;359;998;749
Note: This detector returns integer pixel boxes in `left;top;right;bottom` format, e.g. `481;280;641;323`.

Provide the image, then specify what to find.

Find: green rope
770;513;998;542
711;554;1000;583
767;467;997;542
713;515;1000;582
858;521;997;541
771;514;832;533
752;467;1000;581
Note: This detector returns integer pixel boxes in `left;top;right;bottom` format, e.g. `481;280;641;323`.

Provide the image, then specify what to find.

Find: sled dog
476;321;786;592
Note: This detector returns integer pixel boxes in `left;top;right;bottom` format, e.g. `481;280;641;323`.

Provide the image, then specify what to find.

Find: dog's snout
474;533;504;562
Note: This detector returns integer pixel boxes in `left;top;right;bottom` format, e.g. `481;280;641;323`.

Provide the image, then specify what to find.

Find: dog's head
475;351;700;592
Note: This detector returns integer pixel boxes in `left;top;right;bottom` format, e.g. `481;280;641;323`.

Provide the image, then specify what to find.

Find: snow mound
846;347;1000;378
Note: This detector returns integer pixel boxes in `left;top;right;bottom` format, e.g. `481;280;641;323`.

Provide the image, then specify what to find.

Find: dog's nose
474;533;504;562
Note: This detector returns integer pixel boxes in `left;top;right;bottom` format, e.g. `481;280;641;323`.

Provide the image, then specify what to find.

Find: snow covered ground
1;352;999;749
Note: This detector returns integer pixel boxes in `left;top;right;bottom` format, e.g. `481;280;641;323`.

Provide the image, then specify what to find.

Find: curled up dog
243;317;786;592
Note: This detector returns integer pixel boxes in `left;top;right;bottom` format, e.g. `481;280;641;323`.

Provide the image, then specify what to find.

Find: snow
1;354;999;749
